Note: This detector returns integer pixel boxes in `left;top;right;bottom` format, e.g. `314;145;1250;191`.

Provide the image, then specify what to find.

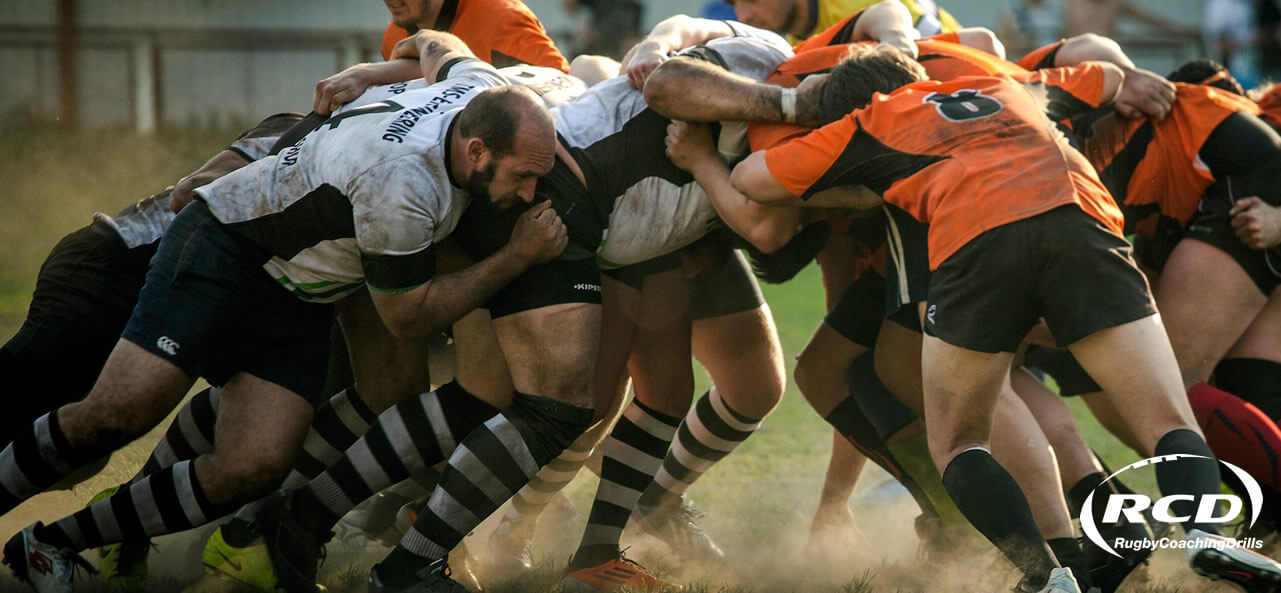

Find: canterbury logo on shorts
156;336;181;356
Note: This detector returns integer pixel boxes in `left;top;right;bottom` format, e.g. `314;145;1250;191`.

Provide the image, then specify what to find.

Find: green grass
0;121;1241;593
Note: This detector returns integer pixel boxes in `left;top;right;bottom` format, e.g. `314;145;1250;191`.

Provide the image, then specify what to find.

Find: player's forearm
383;248;531;338
690;157;801;253
645;59;784;123
856;0;919;54
1055;34;1136;69
628;15;734;60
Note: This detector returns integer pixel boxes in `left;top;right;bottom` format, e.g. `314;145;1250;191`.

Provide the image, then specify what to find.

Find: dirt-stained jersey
93;113;304;249
195;60;511;303
550;23;793;268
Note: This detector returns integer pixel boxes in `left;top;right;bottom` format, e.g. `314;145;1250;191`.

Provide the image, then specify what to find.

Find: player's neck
416;0;447;31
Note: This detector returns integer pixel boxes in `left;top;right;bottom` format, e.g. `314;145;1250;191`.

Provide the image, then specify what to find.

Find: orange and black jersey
764;66;1122;269
1257;85;1281;131
1016;39;1065;72
748;36;1027;153
1073;83;1269;236
380;0;569;72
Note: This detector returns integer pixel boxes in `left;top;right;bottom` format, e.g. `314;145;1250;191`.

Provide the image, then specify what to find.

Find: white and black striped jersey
92;113;303;249
196;59;563;303
550;23;793;269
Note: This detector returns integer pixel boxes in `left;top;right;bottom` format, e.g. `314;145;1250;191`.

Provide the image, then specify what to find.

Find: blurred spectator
999;0;1063;51
701;0;739;20
564;0;644;59
1203;0;1258;87
727;0;960;43
1256;0;1281;82
1062;0;1194;38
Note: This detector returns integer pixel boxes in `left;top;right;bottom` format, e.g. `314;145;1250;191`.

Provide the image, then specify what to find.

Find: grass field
0;119;1247;593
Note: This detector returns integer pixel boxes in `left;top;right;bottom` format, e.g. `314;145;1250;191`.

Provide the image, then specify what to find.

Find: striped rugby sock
636;388;762;510
396;393;593;562
573;399;680;566
36;460;233;551
299;381;497;530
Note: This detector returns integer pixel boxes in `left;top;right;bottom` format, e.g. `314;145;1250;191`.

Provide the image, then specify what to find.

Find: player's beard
464;161;497;203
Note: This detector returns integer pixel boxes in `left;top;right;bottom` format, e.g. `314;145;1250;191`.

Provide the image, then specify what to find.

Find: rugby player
730;43;1281;593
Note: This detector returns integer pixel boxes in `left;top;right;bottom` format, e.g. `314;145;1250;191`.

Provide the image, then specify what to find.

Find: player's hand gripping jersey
764;66;1122;269
1074;83;1262;236
194;60;568;303
550;24;793;268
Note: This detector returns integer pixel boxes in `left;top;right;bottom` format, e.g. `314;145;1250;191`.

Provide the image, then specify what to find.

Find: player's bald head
819;43;927;125
456;85;555;159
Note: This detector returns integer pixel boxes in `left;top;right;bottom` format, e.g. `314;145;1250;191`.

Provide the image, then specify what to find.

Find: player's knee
215;449;296;498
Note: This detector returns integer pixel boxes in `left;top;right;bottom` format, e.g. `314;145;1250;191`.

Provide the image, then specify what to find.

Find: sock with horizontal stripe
380;393;592;585
35;460;233;551
138;387;221;477
636;388;762;511
0;411;102;514
572;399;681;568
290;381;497;532
496;426;599;540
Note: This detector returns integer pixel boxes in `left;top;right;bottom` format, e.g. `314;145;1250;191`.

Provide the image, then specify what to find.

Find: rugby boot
632;495;723;564
368;557;469;593
1187;528;1281;593
3;523;96;593
202;525;278;592
256;491;332;593
562;552;679;593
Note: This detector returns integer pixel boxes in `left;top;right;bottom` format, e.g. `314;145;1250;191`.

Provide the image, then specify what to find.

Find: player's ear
465;137;490;164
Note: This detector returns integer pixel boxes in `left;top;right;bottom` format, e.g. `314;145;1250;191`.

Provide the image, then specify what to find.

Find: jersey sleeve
350;159;442;293
762;114;862;199
1013;64;1108;122
381;22;411;62
677;28;795;82
485;3;570;71
1016;40;1065;71
227;113;306;161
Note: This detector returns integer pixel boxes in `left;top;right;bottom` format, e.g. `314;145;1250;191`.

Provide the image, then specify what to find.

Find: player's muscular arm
731;151;803;206
369;201;567;338
169;149;251;213
390;29;478;82
313;60;423;116
621;15;736;88
857;0;920;58
1054;34;1137;69
644;58;823;127
665;121;801;253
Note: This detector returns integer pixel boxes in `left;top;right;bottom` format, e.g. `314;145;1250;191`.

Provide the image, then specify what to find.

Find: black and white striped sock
396;393;593;562
636;389;762;510
573;399;680;566
282;387;377;487
139;387;221;477
500;428;597;526
0;412;100;513
35;459;234;551
298;381;497;530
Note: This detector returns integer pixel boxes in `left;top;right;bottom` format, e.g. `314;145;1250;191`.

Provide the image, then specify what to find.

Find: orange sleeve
1016;39;1065;71
763;115;861;199
794;10;866;52
1012;64;1108;118
381;22;411;61
479;1;570;71
924;31;960;44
